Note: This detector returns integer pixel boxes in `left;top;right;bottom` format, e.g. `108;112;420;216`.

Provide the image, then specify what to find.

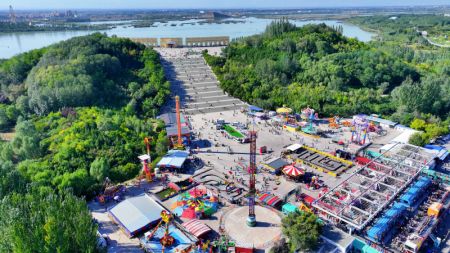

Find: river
0;17;374;59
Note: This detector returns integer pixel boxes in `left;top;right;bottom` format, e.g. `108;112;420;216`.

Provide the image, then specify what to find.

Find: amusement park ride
146;211;176;250
247;130;257;227
301;106;319;135
138;137;153;183
351;115;369;145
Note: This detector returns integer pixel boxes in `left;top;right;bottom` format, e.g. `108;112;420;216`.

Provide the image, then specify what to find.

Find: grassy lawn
155;187;177;199
223;124;244;138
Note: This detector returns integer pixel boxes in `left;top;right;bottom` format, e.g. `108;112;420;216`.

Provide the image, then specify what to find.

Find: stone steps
185;98;242;108
185;90;225;97
161;55;245;115
179;81;218;86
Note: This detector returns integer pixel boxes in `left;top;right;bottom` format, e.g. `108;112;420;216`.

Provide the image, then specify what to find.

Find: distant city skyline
3;0;450;10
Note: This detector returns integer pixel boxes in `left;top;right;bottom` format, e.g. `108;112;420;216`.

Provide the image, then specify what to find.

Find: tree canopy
281;212;323;251
0;34;170;197
0;189;98;253
0;33;170;252
205;21;418;117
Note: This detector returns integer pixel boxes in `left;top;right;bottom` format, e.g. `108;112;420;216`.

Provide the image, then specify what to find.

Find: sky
5;0;450;10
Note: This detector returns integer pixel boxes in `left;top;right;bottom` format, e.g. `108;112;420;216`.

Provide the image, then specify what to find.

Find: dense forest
0;33;170;251
204;18;450;144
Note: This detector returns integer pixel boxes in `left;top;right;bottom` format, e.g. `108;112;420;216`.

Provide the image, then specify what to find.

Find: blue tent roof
367;202;406;242
248;105;263;112
399;176;431;207
424;145;445;151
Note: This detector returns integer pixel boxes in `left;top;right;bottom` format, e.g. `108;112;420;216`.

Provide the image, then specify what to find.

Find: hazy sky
5;0;450;10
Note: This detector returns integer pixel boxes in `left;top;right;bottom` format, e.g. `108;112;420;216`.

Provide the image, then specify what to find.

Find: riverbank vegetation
0;33;170;251
204;18;450;144
348;14;450;46
0;21;109;33
348;14;450;142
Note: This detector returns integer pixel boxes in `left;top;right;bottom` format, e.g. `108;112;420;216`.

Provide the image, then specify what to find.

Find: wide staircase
161;57;246;115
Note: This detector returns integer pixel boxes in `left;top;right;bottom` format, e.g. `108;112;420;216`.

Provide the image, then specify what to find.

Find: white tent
391;129;420;144
286;143;302;152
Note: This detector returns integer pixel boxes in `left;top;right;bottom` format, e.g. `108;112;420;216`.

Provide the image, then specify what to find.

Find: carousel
282;164;305;181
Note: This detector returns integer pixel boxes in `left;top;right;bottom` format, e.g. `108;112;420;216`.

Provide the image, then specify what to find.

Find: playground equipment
301;106;319;135
147;211;175;248
247;130;257;227
351;114;369;145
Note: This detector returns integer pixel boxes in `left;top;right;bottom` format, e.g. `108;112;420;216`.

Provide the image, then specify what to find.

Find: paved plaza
223;206;282;249
188;109;364;200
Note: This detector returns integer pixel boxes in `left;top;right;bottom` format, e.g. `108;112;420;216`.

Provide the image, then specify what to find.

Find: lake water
0;17;374;59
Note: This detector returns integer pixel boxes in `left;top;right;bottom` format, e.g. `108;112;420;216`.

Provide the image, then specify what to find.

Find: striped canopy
283;165;304;177
258;193;282;208
182;219;211;238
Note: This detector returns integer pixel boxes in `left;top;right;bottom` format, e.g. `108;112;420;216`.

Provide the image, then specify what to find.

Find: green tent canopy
282;203;298;215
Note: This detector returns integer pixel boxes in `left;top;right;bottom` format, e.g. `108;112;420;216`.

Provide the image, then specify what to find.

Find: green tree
155;131;169;156
0;160;27;199
11;119;41;160
270;238;290;253
89;157;110;182
409;132;427;147
0;189;98;253
410;118;427;131
281;212;323;251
